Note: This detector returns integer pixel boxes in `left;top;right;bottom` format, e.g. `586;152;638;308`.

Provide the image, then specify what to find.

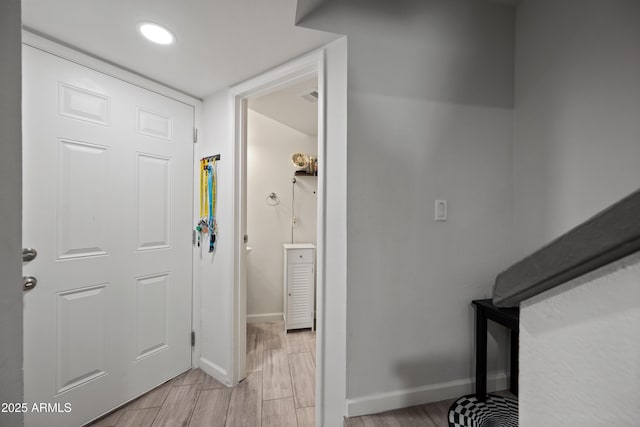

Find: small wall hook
266;192;280;206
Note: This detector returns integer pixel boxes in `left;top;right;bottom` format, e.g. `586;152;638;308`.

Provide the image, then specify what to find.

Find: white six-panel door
22;45;193;427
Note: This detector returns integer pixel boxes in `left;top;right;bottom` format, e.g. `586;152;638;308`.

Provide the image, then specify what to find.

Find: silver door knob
22;248;38;262
23;276;37;291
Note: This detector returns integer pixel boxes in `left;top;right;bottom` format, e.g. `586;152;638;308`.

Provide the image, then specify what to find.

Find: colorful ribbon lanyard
208;163;213;227
209;160;218;252
197;158;217;252
200;159;206;218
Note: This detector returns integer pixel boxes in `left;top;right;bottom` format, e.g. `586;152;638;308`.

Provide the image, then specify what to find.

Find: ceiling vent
299;90;318;104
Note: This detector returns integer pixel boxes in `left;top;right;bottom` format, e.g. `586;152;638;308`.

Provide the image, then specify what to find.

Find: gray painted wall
0;0;23;426
513;0;640;258
300;0;516;407
514;4;640;423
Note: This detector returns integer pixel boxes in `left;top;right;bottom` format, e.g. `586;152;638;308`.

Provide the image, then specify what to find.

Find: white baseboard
247;312;283;323
199;357;231;387
345;373;509;417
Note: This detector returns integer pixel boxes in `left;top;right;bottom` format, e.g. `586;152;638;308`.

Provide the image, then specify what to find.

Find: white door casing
22;45;193;426
234;98;248;383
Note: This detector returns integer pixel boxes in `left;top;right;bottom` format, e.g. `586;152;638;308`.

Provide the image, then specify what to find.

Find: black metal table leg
472;299;519;401
475;306;487;402
510;329;519;395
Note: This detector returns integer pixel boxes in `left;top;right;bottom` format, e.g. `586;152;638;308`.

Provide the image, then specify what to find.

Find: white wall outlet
292;216;298;228
435;200;447;221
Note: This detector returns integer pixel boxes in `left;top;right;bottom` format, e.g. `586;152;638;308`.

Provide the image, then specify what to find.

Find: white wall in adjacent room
246;109;317;320
513;0;640;259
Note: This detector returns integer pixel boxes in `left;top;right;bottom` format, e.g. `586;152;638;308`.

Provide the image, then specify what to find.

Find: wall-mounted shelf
294;171;317;177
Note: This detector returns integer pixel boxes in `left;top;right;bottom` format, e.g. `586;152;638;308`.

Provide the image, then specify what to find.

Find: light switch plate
435;200;447;221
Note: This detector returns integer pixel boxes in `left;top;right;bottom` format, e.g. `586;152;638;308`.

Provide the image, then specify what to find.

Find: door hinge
191;331;196;347
193;127;198;143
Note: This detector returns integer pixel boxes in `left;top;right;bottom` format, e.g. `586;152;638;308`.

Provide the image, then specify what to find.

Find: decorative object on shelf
197;154;220;252
308;156;316;174
266;192;280;206
291;152;309;170
293;158;318;177
291;153;318;176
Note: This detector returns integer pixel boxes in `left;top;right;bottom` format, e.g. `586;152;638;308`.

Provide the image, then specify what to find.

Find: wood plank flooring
87;321;316;427
88;321;461;427
343;391;517;426
343;398;454;427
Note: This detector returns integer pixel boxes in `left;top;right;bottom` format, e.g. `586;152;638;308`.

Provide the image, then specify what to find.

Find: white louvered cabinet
283;243;315;331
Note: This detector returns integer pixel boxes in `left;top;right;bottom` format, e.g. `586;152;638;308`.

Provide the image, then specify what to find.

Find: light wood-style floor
88;321;316;427
343;391;517;426
343;399;454;427
89;320;475;427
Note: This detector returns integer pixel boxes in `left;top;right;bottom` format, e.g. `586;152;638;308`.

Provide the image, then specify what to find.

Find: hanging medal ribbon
196;155;220;252
200;158;206;219
207;161;215;252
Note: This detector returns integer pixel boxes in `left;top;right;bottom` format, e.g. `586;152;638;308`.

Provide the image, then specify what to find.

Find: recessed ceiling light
138;22;175;45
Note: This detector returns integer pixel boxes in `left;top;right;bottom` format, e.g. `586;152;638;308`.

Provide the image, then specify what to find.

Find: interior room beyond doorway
243;76;319;425
245;77;319;328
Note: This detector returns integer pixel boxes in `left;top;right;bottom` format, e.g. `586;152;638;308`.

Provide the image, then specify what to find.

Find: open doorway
246;77;319;326
244;76;319;415
229;50;326;425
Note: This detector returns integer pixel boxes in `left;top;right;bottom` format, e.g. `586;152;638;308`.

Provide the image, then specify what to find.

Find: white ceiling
21;0;338;99
249;77;318;136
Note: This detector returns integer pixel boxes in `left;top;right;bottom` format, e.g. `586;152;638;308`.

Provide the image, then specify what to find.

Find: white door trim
229;48;326;422
20;29;203;370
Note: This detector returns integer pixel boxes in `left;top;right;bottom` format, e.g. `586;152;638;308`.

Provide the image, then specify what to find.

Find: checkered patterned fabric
448;394;518;427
